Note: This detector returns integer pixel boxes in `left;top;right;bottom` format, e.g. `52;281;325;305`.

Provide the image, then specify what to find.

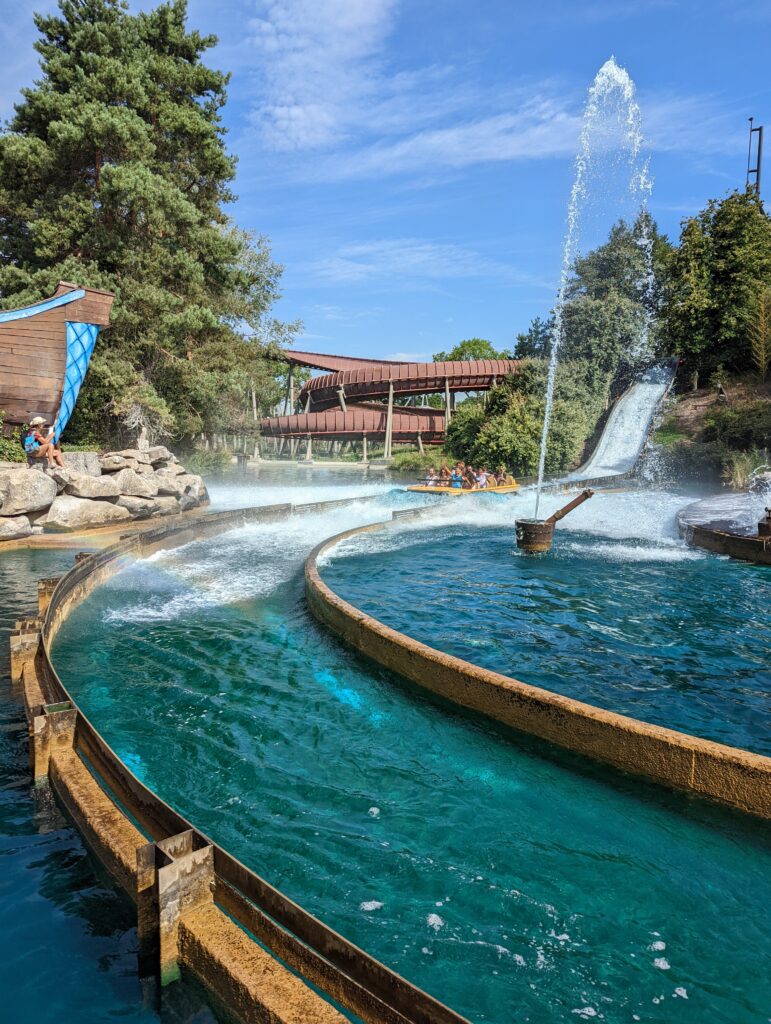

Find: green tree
0;0;294;443
663;189;771;374
432;338;512;362
747;286;770;382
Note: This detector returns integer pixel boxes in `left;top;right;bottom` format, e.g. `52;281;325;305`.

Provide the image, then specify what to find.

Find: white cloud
385;351;432;362
306;237;553;287
248;0;398;150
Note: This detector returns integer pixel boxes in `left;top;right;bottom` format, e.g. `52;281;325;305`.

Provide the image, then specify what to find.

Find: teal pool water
51;485;771;1024
0;548;219;1023
322;519;771;754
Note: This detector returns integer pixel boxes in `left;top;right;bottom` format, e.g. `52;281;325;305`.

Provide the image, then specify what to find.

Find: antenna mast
747;117;763;194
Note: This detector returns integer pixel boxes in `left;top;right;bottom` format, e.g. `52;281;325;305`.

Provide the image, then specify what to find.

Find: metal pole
362;433;368;463
288;367;295;413
337;387;347;412
417;433;424;454
305;434;312;462
444;377;452;424
384;380;394;459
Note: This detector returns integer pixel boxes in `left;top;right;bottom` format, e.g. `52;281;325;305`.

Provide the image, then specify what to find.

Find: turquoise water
50;482;771;1024
0;547;220;1023
323;517;771;754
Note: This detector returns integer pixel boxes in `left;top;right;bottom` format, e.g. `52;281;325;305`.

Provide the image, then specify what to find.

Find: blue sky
0;0;768;360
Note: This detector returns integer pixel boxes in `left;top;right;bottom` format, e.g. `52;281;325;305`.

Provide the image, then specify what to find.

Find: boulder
47;467;72;494
0;515;32;541
100;455;137;473
65;474;121;500
178;494;199;512
113;468;159;498
116;495;161;519
43;495;131;532
154;473;186;497
134;462;155;476
107;448;151;465
147;445;173;464
153;496;181;516
177;473;207;502
0;469;57;516
62;451;101;477
156;461;185;476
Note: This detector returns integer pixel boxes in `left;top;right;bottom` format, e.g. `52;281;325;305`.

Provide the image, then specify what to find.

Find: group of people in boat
423;462;516;490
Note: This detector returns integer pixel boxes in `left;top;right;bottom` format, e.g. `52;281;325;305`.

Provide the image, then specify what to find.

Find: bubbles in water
426;913;444;931
359;900;383;912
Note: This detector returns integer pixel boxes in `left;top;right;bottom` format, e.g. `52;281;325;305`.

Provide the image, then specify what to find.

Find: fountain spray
533;57;652;518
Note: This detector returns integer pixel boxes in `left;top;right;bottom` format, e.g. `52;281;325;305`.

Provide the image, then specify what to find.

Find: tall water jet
534;57;652;517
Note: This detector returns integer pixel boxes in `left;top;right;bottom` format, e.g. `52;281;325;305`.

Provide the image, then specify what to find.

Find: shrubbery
702;401;771;450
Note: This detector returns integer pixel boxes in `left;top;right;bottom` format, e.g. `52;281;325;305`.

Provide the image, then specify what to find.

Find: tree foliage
662;189;771;375
432;338;512;362
0;0;295;443
747;286;770;383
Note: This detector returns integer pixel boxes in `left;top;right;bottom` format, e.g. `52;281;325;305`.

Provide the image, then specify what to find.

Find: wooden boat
0;281;113;440
682;523;771;566
406;483;520;495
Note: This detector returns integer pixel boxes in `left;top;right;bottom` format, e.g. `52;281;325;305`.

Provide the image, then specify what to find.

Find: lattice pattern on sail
53;322;100;442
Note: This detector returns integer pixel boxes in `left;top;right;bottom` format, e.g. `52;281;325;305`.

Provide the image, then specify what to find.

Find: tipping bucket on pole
516;489;595;554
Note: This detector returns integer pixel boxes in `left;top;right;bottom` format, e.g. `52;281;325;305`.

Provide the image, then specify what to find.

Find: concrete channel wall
9;497;470;1024
305;515;771;822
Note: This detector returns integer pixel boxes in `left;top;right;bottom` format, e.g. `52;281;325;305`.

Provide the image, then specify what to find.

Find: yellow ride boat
406;483;520;495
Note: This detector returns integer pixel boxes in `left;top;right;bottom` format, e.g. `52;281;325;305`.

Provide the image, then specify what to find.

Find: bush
184;448;233;475
721;447;770;490
702;401;771;450
0;414;25;463
391;450;447;473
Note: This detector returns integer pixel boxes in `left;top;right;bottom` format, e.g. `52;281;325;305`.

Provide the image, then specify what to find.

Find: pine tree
0;0;293;442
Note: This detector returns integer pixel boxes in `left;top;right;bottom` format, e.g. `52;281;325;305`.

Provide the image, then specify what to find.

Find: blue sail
52;321;100;443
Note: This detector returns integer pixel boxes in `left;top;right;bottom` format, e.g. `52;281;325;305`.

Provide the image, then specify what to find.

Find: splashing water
534;57;653;517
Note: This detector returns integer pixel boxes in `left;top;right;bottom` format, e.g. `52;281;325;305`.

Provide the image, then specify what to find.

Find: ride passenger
463;465;477;489
439;462;451;482
425;466;439;485
450;466;463;489
23;416;64;469
476;466;489;488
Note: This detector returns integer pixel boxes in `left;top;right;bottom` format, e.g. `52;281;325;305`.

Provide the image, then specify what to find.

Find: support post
444;377;452;425
285;366;295;415
31;701;77;780
384;380;394;459
362;433;368;463
305;434;313;462
9;628;41;686
417;433;424;455
304;394;311;413
137;830;215;987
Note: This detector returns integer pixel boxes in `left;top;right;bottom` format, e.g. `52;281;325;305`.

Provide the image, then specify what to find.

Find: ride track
260;350;521;447
11;488;771;1024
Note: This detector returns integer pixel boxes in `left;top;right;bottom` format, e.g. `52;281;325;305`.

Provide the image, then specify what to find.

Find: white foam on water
653;957;671;970
359;900;383;912
426;913;444;931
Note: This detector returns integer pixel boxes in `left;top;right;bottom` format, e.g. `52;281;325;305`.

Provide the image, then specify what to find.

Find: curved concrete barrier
10;498;469;1024
306;518;771;821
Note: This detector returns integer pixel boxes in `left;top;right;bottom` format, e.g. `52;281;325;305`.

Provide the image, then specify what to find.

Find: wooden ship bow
0;282;114;440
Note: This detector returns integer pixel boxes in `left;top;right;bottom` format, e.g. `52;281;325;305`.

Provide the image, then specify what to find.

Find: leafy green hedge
702;401;771;450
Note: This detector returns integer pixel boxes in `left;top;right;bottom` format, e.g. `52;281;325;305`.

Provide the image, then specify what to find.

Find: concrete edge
305;519;771;821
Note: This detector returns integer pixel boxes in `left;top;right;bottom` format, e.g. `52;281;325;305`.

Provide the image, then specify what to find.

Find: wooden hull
683;524;771;566
0;282;113;433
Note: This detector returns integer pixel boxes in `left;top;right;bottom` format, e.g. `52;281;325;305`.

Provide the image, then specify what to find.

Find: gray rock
62;451;101;477
154;473;186;497
0;469;57;515
0;515;32;541
116;495;161;519
178;494;199;512
100;455;137;473
113;468;159;498
177;473;207;501
153;496;181;517
134;462;155;476
156;461;185;476
65;474;121;500
147;445;173;464
43;495;131;532
47;467;72;494
108;448;151;465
